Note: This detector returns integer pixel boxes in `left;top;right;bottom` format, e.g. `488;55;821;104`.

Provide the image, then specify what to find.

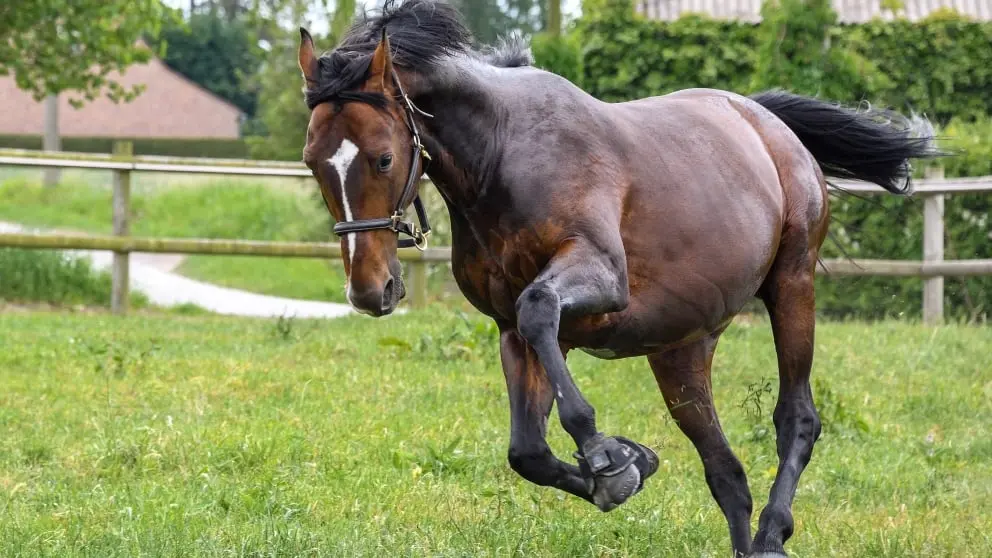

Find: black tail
749;90;946;194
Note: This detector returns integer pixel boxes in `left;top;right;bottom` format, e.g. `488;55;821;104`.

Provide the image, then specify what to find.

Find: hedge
0;135;249;159
538;0;992;125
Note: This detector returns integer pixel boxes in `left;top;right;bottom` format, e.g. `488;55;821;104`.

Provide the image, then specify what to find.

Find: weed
414;310;499;361
76;338;160;378
740;378;774;419
814;377;871;438
274;313;296;341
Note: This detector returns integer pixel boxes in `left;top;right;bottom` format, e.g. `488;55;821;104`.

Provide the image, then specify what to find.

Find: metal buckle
413;228;429;251
389;212;403;232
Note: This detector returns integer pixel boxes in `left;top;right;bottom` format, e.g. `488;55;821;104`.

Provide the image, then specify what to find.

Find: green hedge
844;14;992;124
0;135;249;159
568;10;757;102
541;0;992;125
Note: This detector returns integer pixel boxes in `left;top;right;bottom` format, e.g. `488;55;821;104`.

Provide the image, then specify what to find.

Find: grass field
0;309;989;557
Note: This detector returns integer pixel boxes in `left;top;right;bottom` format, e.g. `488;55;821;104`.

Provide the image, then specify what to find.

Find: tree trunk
43;94;61;188
548;0;562;36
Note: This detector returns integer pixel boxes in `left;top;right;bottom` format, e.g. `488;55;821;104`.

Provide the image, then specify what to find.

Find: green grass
176;256;350;303
175;257;459;305
0;309;988;556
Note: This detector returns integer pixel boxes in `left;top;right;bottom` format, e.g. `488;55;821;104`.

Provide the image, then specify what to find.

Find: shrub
537;0;992;124
0;248;148;308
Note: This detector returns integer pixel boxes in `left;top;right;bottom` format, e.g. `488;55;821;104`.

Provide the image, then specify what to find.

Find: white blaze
328;139;360;301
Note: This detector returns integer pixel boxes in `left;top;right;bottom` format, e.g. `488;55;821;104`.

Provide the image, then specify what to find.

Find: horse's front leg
498;325;592;501
515;237;658;512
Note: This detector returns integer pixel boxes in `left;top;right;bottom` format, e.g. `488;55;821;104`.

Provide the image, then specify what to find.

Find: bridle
331;70;433;251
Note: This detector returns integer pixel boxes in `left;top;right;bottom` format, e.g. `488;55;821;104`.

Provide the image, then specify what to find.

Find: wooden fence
1;147;991;323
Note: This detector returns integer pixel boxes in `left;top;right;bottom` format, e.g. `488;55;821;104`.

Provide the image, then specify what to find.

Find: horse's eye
377;154;393;173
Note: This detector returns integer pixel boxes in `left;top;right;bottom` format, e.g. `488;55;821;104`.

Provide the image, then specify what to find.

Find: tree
247;0;378;160
156;11;264;116
452;0;548;44
0;0;180;106
749;0;883;101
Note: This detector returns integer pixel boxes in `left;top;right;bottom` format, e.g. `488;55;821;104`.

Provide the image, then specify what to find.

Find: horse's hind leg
750;228;823;557
498;326;592;501
649;330;753;558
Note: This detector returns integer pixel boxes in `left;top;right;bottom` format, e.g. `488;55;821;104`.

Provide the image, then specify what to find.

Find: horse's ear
298;27;318;85
368;28;395;92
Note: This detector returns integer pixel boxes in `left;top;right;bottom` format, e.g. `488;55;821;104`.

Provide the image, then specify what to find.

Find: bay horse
297;2;941;555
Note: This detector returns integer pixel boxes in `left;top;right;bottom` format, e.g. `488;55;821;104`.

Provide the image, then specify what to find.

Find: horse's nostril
381;277;395;310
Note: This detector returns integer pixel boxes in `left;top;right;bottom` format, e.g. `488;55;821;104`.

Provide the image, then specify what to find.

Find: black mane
304;0;531;110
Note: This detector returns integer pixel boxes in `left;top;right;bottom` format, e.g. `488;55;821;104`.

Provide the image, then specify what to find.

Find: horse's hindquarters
561;93;790;354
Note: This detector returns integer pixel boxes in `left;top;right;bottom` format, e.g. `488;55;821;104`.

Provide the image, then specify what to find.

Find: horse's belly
575;326;723;360
565;305;735;360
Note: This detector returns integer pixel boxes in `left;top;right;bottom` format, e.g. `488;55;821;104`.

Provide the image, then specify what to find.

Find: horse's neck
411;59;508;211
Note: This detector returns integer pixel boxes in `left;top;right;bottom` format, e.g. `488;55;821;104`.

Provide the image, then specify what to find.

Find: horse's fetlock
507;445;549;476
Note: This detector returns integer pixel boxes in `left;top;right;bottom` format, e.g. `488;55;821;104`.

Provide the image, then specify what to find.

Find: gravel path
0;222;360;319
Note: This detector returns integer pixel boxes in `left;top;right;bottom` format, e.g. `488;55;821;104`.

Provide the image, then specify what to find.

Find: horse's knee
808;407;822;443
515;284;560;346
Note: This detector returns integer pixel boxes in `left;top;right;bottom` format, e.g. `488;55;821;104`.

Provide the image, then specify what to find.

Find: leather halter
331;70;433;250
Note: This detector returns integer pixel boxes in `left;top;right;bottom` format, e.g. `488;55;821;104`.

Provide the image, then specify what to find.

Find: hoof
748;553;788;558
575;434;659;512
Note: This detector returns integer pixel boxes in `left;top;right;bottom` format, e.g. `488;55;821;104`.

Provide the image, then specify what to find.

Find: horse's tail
749;89;946;194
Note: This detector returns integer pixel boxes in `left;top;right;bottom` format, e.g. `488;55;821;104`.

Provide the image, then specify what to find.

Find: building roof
0;54;244;139
635;0;992;22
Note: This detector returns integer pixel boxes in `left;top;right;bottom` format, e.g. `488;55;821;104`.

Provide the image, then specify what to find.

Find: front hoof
576;434;659;512
590;462;644;511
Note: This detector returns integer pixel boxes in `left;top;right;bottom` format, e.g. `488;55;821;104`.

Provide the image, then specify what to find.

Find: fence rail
1;147;990;322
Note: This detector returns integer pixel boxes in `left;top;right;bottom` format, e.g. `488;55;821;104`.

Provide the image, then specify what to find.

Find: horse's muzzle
348;275;404;316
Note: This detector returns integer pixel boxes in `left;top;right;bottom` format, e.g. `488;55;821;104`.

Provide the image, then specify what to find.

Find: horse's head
299;27;429;316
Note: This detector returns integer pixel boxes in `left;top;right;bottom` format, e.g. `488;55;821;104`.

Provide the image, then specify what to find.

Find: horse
296;2;941;555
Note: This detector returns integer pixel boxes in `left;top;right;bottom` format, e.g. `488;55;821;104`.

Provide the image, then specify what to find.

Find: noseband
331;71;433;250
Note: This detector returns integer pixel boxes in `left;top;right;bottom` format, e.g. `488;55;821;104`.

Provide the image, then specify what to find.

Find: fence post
406;260;428;309
111;141;133;315
922;166;944;325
